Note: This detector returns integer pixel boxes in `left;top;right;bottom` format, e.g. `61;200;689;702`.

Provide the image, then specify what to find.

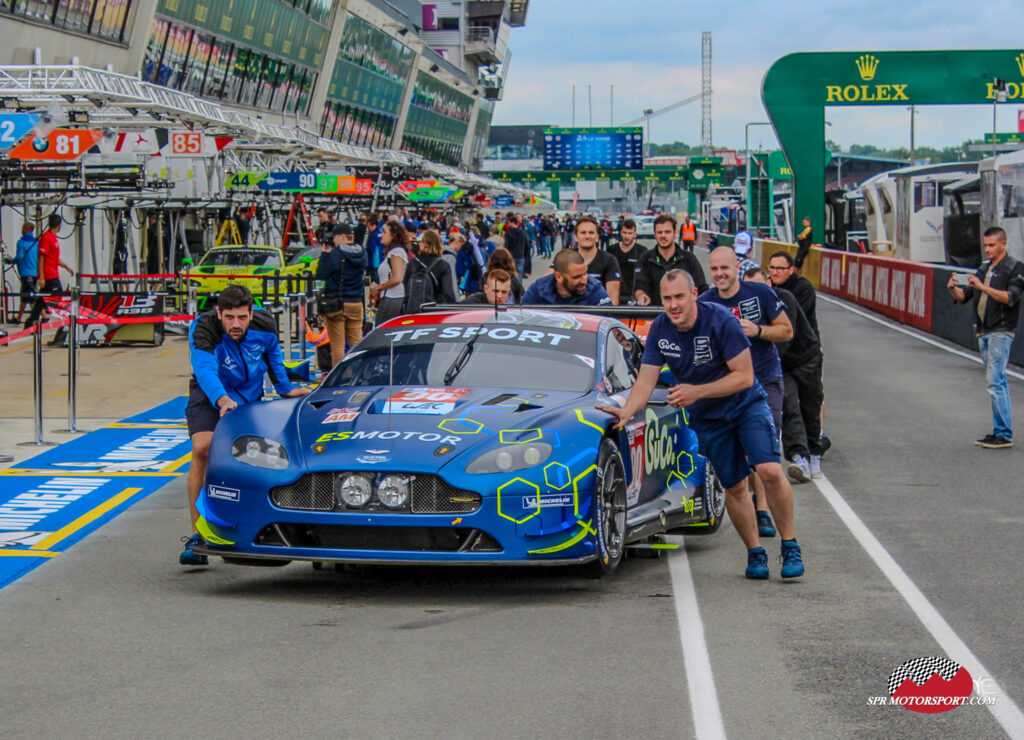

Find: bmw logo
31;137;50;153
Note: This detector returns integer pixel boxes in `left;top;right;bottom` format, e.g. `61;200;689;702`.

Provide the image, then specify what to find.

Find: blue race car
194;308;724;575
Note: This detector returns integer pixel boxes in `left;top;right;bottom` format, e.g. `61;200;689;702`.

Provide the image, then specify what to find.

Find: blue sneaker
756;510;776;537
179;533;208;566
780;540;804;578
746;547;769;579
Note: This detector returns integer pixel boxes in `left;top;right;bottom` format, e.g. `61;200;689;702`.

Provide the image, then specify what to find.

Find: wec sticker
383;401;454;415
323;407;360;424
208;485;240;502
383;388;468;414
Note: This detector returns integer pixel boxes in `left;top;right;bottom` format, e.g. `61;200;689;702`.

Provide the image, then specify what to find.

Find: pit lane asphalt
2;265;1022;738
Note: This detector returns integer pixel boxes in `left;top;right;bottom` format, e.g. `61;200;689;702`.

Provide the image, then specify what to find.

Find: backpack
403;257;440;314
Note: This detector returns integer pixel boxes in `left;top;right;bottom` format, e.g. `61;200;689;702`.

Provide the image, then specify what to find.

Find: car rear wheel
586;439;628;576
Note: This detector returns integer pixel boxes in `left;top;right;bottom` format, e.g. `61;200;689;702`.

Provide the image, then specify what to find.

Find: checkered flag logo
887;657;961;696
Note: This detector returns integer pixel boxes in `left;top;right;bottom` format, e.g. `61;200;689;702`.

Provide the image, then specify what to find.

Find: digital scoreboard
542;127;643;171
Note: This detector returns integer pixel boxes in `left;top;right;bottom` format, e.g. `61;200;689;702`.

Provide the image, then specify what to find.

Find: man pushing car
181;284;309;565
596;269;804;580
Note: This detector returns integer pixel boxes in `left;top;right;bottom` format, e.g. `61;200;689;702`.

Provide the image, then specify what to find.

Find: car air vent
483;393;518;405
309;400;331;409
515;402;542;412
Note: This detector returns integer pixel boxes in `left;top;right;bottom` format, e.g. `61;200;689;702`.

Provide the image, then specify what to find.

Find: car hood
296;386;591;472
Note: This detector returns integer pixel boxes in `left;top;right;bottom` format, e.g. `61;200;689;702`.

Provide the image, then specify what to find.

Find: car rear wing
422;303;665;321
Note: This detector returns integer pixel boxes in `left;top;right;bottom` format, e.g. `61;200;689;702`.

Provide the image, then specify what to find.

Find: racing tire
585;439;628;577
671;461;726;536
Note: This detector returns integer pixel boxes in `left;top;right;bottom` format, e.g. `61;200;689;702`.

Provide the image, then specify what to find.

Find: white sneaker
809;455;822;479
787;455;810;483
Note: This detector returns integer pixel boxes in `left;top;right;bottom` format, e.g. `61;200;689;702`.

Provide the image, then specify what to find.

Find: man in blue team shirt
522;249;612;306
701;246;793;535
596;269;803;579
182;284;309;565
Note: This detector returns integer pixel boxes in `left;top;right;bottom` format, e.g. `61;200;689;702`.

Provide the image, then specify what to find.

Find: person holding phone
948;227;1024;448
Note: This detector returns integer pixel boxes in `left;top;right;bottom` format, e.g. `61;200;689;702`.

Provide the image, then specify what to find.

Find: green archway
762;49;1024;245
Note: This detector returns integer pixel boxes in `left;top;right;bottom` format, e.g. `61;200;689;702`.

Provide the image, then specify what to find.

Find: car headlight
376;475;410;509
337;473;373;507
466;443;553;474
232;436;289;469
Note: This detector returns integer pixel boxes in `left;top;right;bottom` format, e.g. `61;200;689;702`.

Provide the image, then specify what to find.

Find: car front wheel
586;439;628;576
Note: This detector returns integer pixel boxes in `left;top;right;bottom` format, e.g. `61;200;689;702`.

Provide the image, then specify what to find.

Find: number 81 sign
8;129;103;160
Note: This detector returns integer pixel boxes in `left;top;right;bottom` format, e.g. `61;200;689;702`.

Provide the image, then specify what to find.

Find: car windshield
287;246;321;266
200;248;282;267
322;323;597;393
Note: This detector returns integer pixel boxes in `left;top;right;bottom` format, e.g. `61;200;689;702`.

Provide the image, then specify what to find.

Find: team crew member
573;215;621;304
597;269;803;579
316;223;367;365
522;249;612;306
182;285;310;565
680;213;697;252
634;213;708;305
948;226;1024;448
745;267;825;480
461;268;512;305
702;247;793;532
607;218;647;302
24;214;75;328
769;251;819;335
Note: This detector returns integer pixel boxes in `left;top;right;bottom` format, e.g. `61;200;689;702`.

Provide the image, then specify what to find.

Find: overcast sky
493;0;1024;152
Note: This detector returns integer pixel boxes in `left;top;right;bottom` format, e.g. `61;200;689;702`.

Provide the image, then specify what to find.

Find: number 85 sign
8;129;103;160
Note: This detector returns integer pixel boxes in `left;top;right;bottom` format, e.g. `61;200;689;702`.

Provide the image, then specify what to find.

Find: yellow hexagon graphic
570;464;598;517
676;450;696;478
498;428;542;444
438;417;484;435
496;477;541;524
543;461;571;490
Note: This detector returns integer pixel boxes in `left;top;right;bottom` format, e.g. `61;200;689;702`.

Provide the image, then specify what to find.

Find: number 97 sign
8;129;103;160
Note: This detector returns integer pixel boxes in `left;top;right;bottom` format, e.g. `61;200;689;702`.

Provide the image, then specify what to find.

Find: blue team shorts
697;400;781;490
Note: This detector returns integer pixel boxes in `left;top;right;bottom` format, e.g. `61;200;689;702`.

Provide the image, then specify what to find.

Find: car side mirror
656;368;675;388
649;387;669;406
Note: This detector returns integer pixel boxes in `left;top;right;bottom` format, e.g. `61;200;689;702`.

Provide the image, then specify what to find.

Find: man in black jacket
948;226;1024;448
746;267;825;479
768;250;818;335
315;223;367;365
633;213;708;305
503;215;530;277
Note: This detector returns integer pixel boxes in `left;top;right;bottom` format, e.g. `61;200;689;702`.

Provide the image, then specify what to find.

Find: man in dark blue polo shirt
596;269;803;579
701;246;794;534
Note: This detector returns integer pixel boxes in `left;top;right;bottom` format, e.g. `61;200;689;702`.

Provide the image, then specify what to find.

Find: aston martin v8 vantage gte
193;308;724;574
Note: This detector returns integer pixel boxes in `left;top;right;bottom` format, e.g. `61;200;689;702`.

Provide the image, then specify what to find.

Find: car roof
378;309;608;334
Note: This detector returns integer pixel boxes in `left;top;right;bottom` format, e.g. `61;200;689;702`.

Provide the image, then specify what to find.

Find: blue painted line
0;396;191;590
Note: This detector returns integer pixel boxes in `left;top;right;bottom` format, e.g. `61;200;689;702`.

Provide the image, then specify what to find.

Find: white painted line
818;293;1024;382
666;535;727;740
814;474;1024;737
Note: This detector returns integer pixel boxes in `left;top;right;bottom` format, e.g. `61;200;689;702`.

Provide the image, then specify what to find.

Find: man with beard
522;249;611;306
634;213;708;305
181;285;310;565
